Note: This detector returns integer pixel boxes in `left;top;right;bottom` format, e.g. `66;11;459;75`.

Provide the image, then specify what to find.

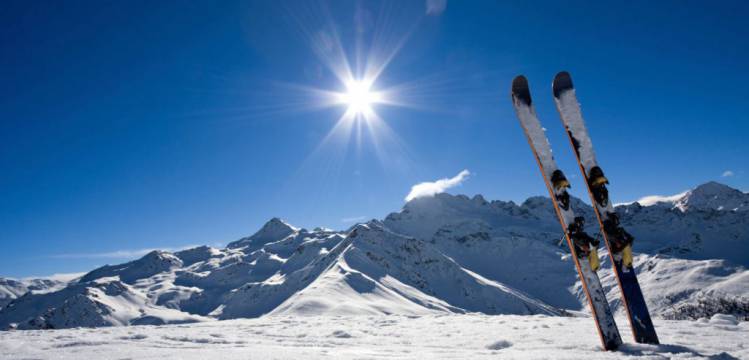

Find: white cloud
21;272;86;282
426;0;447;15
341;215;367;223
633;191;689;206
615;190;689;207
405;169;470;202
48;245;199;260
722;170;735;177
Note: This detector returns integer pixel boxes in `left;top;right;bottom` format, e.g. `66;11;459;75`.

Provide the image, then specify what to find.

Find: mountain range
1;181;747;330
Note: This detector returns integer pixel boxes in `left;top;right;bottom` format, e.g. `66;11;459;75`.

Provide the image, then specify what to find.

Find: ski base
614;257;659;343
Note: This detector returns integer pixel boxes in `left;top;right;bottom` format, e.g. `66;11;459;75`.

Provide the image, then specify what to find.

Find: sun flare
338;79;383;116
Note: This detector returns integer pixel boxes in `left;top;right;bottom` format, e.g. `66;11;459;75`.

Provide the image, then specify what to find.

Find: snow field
0;314;746;359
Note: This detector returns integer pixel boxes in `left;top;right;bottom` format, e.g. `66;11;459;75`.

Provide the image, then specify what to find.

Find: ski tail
552;71;659;345
511;75;622;351
616;261;659;343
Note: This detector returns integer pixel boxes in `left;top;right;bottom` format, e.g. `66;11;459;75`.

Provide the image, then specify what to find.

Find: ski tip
552;71;574;98
511;75;532;106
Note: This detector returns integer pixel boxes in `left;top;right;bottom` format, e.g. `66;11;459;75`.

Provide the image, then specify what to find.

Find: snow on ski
510;75;623;351
553;71;659;344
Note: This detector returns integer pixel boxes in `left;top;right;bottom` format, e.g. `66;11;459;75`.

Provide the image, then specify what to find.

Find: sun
338;79;383;116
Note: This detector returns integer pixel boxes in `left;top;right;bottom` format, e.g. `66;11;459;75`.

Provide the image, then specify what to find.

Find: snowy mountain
0;277;69;310
617;182;749;266
630;181;749;213
226;217;300;251
1;181;747;330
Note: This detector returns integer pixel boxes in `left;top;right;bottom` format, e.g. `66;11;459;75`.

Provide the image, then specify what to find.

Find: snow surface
0;314;746;359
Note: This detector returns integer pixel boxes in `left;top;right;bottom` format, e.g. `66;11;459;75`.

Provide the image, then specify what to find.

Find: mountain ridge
1;181;747;330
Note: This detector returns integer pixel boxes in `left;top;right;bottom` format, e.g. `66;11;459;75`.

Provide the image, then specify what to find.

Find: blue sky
2;1;748;277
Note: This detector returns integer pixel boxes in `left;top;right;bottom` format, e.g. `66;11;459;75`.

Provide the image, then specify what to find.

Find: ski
552;71;659;344
511;75;622;351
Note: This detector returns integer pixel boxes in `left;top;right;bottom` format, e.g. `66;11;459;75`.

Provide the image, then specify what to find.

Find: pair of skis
510;72;658;351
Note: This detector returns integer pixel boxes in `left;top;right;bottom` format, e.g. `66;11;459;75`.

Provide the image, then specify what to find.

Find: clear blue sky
2;1;747;277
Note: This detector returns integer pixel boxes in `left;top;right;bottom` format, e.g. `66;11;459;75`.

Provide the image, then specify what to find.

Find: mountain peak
77;250;182;284
678;181;748;212
263;217;298;232
629;181;748;212
690;181;738;196
227;218;299;250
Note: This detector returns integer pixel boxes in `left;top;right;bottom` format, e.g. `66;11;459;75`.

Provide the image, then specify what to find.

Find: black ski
553;71;659;344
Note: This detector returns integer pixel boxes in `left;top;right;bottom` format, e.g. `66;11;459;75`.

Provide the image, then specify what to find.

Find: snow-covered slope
1;181;747;330
617;182;749;266
633;181;749;212
383;188;748;320
383;193;595;310
272;223;561;317
0;278;67;310
78;250;183;284
0;278;206;330
597;254;748;320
